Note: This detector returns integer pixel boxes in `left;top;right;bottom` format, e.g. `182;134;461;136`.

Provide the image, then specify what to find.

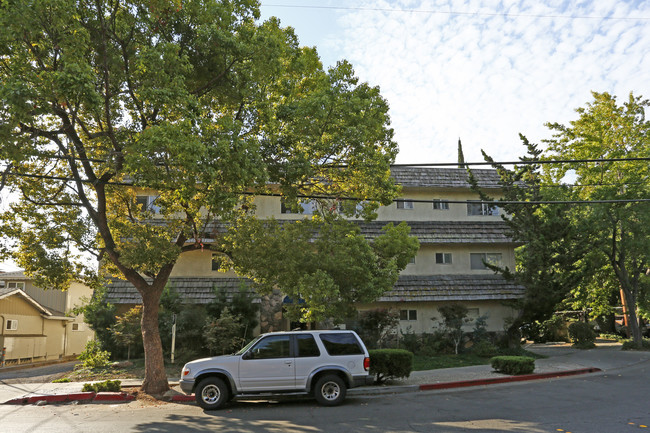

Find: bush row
490;356;535;375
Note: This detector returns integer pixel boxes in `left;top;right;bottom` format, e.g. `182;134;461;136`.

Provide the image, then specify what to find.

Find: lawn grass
412;347;544;371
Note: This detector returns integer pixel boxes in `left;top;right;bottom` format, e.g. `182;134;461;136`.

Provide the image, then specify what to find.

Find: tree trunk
139;286;169;395
620;285;643;347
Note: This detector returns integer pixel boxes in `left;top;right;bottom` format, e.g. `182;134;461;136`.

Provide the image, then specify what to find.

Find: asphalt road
1;358;648;433
0;361;78;384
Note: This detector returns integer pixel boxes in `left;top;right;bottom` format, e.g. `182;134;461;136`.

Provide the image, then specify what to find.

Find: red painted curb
93;392;135;402
170;394;195;402
419;367;602;391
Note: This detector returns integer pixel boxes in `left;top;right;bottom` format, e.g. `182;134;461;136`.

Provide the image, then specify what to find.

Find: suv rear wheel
195;377;229;410
314;374;347;406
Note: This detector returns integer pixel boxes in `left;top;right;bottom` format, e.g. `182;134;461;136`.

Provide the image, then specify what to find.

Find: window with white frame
470;253;502;270
467;201;499;216
432;199;449;210
5;319;18;331
396;199;414;210
408;256;416;264
400;309;417;321
7;282;25;290
435;253;452;264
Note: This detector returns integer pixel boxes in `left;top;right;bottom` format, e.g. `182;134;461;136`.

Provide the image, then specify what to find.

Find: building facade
105;167;524;334
0;272;95;364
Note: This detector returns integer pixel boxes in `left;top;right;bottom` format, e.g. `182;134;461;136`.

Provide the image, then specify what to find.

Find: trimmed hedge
369;349;413;383
490;356;535;375
568;321;596;349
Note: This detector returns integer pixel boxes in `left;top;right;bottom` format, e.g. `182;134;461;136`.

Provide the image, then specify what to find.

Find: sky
259;0;650;164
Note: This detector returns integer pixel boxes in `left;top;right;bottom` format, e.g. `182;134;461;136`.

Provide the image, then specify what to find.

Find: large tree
0;0;411;394
543;92;650;346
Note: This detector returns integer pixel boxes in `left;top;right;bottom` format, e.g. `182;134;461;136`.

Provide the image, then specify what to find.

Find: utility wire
261;3;650;21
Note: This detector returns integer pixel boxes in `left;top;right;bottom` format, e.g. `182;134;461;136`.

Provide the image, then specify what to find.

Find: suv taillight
363;356;370;371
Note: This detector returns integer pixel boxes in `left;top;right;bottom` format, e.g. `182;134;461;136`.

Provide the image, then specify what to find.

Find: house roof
390;167;502;189
104;277;259;305
0;287;67;317
379;274;525;302
103;274;524;305
358;221;515;244
0;270;29;281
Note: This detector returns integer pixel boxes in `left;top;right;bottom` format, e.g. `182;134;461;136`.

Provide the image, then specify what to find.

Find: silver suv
180;330;372;410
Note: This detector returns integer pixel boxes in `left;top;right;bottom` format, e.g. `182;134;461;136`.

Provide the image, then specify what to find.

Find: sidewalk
2;342;649;405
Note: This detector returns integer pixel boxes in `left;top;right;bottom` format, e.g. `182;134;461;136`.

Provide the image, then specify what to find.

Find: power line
261;3;650;21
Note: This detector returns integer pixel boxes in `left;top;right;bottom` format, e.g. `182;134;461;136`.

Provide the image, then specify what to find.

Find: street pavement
1;341;649;405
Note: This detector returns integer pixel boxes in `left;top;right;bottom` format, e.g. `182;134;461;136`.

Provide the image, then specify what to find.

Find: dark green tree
0;0;409;393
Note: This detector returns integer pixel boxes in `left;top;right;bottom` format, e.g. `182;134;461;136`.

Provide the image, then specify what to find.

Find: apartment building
105;167;524;334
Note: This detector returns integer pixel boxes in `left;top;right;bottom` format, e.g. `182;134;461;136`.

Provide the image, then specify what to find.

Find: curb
418;367;602;392
4;391;135;405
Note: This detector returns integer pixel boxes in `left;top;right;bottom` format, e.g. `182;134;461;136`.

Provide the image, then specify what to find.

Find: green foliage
356;308;399;349
472;340;499;358
490;356;535;375
203;308;245;355
228;218;418;323
369;349;413;383
568;321;596;349
435;304;471;354
73;286;117;353
472;315;490;343
206;283;259;339
82;380;121;393
52;377;71;383
621;338;650;351
110;306;143;360
78;340;111;369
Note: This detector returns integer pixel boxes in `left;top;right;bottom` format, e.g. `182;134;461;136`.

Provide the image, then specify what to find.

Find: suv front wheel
314;374;347;406
195;377;229;410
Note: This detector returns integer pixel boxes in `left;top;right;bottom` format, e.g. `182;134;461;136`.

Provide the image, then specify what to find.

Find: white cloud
319;0;650;163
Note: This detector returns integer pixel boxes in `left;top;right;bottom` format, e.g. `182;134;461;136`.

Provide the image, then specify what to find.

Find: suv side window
248;335;291;359
296;334;320;357
319;333;364;356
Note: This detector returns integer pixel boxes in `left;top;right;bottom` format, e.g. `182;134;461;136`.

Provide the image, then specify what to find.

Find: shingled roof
358;221;515;244
390;167;502;189
104;277;259;305
379;274;525;302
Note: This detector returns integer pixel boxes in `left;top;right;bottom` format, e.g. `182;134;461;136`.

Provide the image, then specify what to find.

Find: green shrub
369;349;413;383
568;322;596;349
82;379;122;393
490;356;535;375
472;340;498;358
419;331;454;356
400;327;420;354
52;377;71;383
621;338;650;351
540;316;569;342
78;340;111;369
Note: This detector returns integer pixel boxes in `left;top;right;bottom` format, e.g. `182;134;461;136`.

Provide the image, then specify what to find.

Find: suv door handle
284;361;293;366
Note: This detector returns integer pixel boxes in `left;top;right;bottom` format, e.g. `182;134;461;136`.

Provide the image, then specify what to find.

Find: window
435;253;452;264
396;199;414;210
319;333;364;356
72;323;82;331
470;253;502;270
248;335;291;359
467;201;499;216
7;282;25;290
433;200;449;210
408;256;416;264
5;319;17;331
400;309;417;321
211;254;231;271
136;195;161;213
296;334;320;358
281;199;317;215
